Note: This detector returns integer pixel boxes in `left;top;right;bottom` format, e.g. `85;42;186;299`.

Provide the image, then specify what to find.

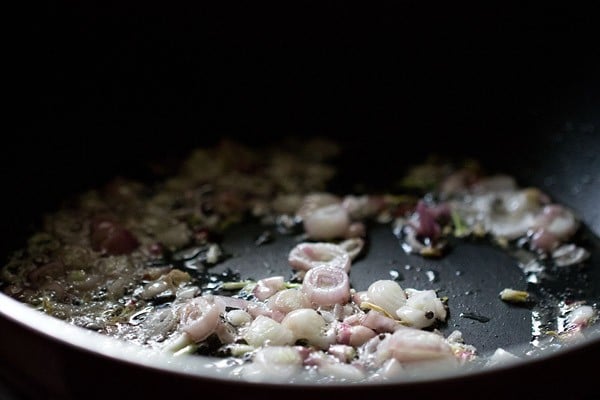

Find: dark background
18;3;600;144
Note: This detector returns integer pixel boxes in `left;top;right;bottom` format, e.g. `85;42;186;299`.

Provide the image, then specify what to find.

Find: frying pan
3;3;600;399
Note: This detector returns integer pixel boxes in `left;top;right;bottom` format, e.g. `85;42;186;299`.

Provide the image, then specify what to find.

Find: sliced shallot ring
301;265;350;307
288;242;351;273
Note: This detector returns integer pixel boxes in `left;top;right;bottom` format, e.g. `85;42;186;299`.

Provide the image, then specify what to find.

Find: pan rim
1;291;599;388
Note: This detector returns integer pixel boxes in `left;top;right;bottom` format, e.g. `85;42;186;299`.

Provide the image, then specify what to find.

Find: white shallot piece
288;242;351;273
485;348;521;367
532;204;579;240
466;190;540;240
396;289;447;329
281;308;336;349
225;309;253;327
565;304;596;331
253;276;286;301
551;243;590;267
303;203;351;240
372;358;406;381
266;288;311;314
366;280;407;317
360;310;404;333
317;358;366;381
375;328;456;364
296;192;341;220
239;346;304;383
336;323;377;347
243;315;295;347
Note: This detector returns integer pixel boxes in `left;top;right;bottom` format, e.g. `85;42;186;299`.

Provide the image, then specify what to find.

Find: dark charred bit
459;312;491;323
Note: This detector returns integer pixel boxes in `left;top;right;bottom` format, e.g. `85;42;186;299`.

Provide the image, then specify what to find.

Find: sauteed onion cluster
1;138;596;383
